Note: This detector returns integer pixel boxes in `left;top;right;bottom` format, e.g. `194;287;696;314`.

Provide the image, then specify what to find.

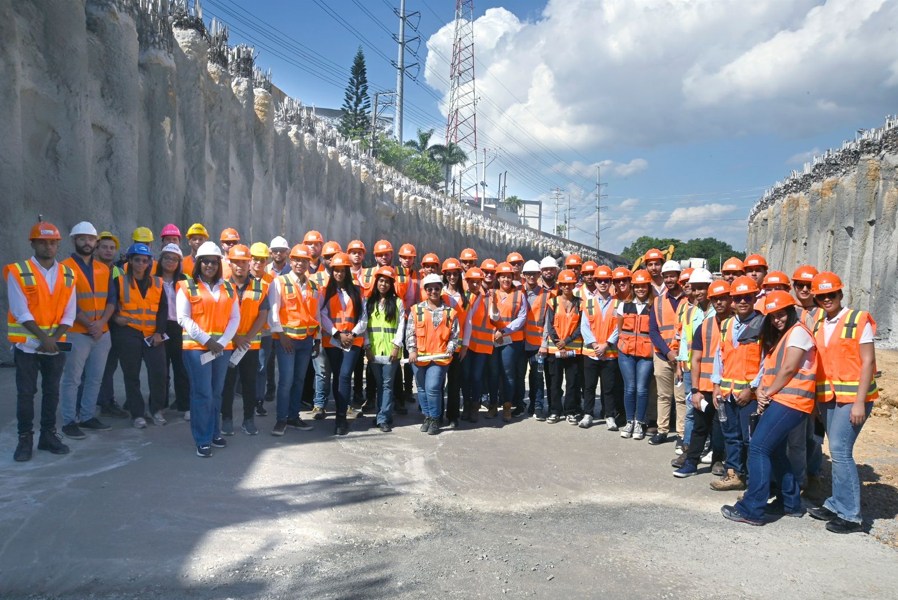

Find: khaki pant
653;354;685;435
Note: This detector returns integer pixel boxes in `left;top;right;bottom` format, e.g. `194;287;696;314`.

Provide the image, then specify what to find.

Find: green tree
503;195;524;214
404;128;437;157
555;224;567;236
373;134;413;169
619;235;745;270
338;47;371;140
429;142;468;194
620;236;681;264
403;154;444;189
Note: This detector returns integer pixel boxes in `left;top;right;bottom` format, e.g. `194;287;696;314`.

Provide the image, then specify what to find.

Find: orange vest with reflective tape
277;275;320;341
761;323;817;413
442;290;468;353
491;289;524;342
178;278;236;350
183;255;195;277
719;316;762;398
360;267;379;298
546;296;583;354
467;293;493;354
412;302;456;366
525;287;555;347
814;309;878;403
618;302;652;358
5;259;76;343
653;291;681;354
117;274;163;337
61;257;110;334
324;290;364;348
229;276;269;350
797;305;824;332
696;316;722;393
396;266;416;303
582;295;618;359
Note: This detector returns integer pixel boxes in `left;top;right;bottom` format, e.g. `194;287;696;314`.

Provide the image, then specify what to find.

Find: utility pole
595;165;608;251
392;0;419;141
566;192;571;240
552;187;564;236
446;0;479;205
370;90;396;156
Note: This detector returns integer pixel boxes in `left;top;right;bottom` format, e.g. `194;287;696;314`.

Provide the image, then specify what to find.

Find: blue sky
205;0;897;253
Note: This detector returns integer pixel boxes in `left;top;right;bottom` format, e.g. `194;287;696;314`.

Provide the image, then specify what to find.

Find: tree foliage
338;47;371;140
372;127;463;191
503;195;523;214
620;235;746;270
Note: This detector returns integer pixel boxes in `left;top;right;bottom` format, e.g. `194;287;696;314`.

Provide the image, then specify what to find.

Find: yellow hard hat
132;227;154;243
186;223;209;238
250;242;270;259
98;231;120;250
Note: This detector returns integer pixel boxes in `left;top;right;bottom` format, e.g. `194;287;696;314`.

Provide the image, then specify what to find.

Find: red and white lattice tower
445;0;479;206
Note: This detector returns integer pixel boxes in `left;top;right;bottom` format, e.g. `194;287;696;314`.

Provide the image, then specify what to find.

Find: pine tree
338;47;371;140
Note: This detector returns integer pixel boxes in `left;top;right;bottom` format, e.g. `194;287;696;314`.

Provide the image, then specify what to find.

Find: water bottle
717;396;728;422
536;353;545;373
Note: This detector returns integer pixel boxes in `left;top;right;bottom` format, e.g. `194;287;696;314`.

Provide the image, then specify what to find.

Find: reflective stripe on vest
815;309;879;403
413;303;454;365
368;298;403;356
118;274;163;335
180;279;236;349
719;316;761;397
582;296;618;358
618;303;652;358
525;287;552;347
760;323;817;413
279;276;319;339
468;294;494;354
5;260;76;343
495;289;524;342
654;292;681;353
696;316;721;392
546;296;583;354
230;276;268;349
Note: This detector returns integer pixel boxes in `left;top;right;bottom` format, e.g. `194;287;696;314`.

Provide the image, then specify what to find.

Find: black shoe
100;402;130;419
648;432;668;446
764;503;806;518
427;418;440;435
271;421;287;436
720;505;763;526
14;433;33;462
395;405;408;415
264;392;275;403
511;406;525;418
286;417;313;431
671;453;688;468
712;461;726;477
447;420;458;430
808;505;838;521
196;445;212;458
255;403;268;417
212;437;227;448
37;430;70;455
825;517;863;534
420;417;431;432
79;417;111;431
335;418;349;436
379;422;392;433
300;401;313;411
61;422;86;440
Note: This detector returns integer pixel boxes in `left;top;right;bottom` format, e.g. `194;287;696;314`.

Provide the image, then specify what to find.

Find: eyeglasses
161;255;179;262
130;257;150;264
731;295;754;304
793;282;811;289
199;258;218;266
816;291;838;301
596;278;611;284
271;248;288;254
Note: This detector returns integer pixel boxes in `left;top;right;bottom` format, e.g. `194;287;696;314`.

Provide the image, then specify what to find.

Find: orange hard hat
496;262;515;274
708;280;731;299
581;261;598;274
721;257;745;273
347;240;366;253
442;258;462;272
460;248;478;261
730;275;760;296
373;240;393;255
744;254;768;269
762;271;791;289
612;267;632;281
791;265;819;283
303;230;323;244
506;252;524;263
421;253;440;266
29;222;62;241
643;248;664;263
631;269;652;285
465;267;484;280
220;228;240;242
679;267;694;284
374;266;396;280
480;259;498;272
761;290;798;315
399;243;417;258
811;272;843;295
322;241;342;256
595;265;613;279
289;244;312;259
565;254;583;267
558;269;578;284
227;244;251;261
330;252;351;268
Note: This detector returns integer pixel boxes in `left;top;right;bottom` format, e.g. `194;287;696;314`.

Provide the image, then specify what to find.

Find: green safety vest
368;298;403;356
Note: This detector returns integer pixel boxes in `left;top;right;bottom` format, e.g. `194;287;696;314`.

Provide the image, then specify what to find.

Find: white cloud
552;159;649;179
424;0;897;151
619;198;639;210
785;147;822;165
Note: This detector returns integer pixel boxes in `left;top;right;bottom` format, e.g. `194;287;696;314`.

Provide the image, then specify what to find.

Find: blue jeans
525;348;547;413
183;349;231;446
682;370;694;446
370;360;398;424
274;336;313;421
721;396;759;476
807;415;823;477
735;401;806;521
61;331;112;424
325;346;360;419
493;340;523;405
462;351;490;408
415;362;449;418
256;335;273;402
313;346;332;409
786;414;809;484
618;352;653;422
822;401;872;524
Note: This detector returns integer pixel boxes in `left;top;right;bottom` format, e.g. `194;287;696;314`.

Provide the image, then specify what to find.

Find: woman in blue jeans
364;267;405;432
488;263;528;422
460;268;494;423
616;270;655;440
721;291;817;526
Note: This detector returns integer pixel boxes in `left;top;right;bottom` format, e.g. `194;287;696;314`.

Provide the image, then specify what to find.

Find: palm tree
503;194;523;214
404;128;436;156
430;142;468;194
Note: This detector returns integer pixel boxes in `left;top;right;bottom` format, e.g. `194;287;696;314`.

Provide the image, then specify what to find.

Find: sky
207;0;898;254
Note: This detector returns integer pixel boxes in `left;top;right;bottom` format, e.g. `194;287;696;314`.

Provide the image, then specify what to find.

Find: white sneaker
566;415;579;425
184;410;190;422
578;414;593;428
633;422;646;440
701;450;713;464
606;420;618;432
620;421;635;439
133;417;147;429
150;411;167;426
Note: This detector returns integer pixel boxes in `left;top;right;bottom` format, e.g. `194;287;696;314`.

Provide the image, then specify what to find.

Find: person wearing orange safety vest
177;242;240;457
160;223;181;247
648;260;686;445
792;265;823;331
59;222;116;441
394;243;419;408
710;276;764;492
612;267;632;303
219;228;241;280
303;231;325;274
616;270;655;440
721;291;819;527
489;262;529;421
313;241;342;289
220;244;270;436
643;248;666;296
743;254;769;306
807;272;878;533
581;264;622;431
479;258;497;292
156;243;192;417
507;252;525;286
407;273;460;435
540;269;584;425
720;257;744;285
346;240;366;288
112;243;169;430
267;236;291;277
247;242;276;412
91;231;130;420
522;259;555;419
183;223;210;276
459;248;478;273
6;222;78;461
460;267;495;422
440;258;469;427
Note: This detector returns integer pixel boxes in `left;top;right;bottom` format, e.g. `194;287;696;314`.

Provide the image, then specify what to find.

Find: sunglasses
511;261;524;266
816;291;838;301
793;282;811;289
731;295;754;304
596;278;611;284
199;258;219;266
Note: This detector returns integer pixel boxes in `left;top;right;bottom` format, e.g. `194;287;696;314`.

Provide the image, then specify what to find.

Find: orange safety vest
653;291;682;354
323;290;364;348
525;287;555;347
183;255;196;277
618;302;652;358
491;288;525;342
760;323;817;414
228;276;269;350
117;273;164;337
62;257;110;334
582;295;618;359
277;275;320;341
797;305;824;332
695;316;722;393
5;259;76;343
814;309;878;403
412;302;456;366
178;278;236;350
546;296;583;354
442;290;468;353
360;267;379;298
396;266;416;304
467;293;493;354
719;316;762;398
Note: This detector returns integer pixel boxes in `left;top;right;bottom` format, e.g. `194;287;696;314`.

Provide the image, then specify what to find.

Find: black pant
686;392;726;463
164;320;190;411
15;349;66;435
583;358;621;421
114;326;167;419
265;349;276;399
394;350;413;405
353;353;365;402
222;349;258;420
445;354;462;422
548;354;582;416
96;325;120;408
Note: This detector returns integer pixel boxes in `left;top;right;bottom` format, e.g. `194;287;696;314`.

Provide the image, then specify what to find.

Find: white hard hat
196;241;223;259
661;260;682;273
540;256;559;270
522;260;541;273
688;268;713;284
160;243;183;258
421;273;443;288
70;221;98;237
269;235;289;250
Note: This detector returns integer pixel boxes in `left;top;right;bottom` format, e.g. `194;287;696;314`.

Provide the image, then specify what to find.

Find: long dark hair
366;275;398;324
192;256;222;283
155;252;183;280
442;271;469;309
761;305;799;355
324;266;362;320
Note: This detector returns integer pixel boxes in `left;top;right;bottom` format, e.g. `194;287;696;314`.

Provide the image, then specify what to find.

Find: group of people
7;222;877;534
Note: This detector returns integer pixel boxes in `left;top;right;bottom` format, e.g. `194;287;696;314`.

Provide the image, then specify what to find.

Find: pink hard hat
160;224;181;238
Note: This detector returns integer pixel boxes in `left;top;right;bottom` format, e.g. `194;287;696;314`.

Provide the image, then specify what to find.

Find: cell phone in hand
56;341;73;352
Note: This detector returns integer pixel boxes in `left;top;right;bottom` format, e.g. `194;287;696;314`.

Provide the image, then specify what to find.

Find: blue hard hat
126;242;153;257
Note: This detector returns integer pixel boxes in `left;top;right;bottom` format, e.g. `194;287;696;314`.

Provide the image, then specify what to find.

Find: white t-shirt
785;325;816;372
822;307;874;345
616;301;649;317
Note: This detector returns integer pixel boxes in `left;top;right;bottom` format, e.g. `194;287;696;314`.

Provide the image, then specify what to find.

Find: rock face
747;116;898;347
0;0;622;361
